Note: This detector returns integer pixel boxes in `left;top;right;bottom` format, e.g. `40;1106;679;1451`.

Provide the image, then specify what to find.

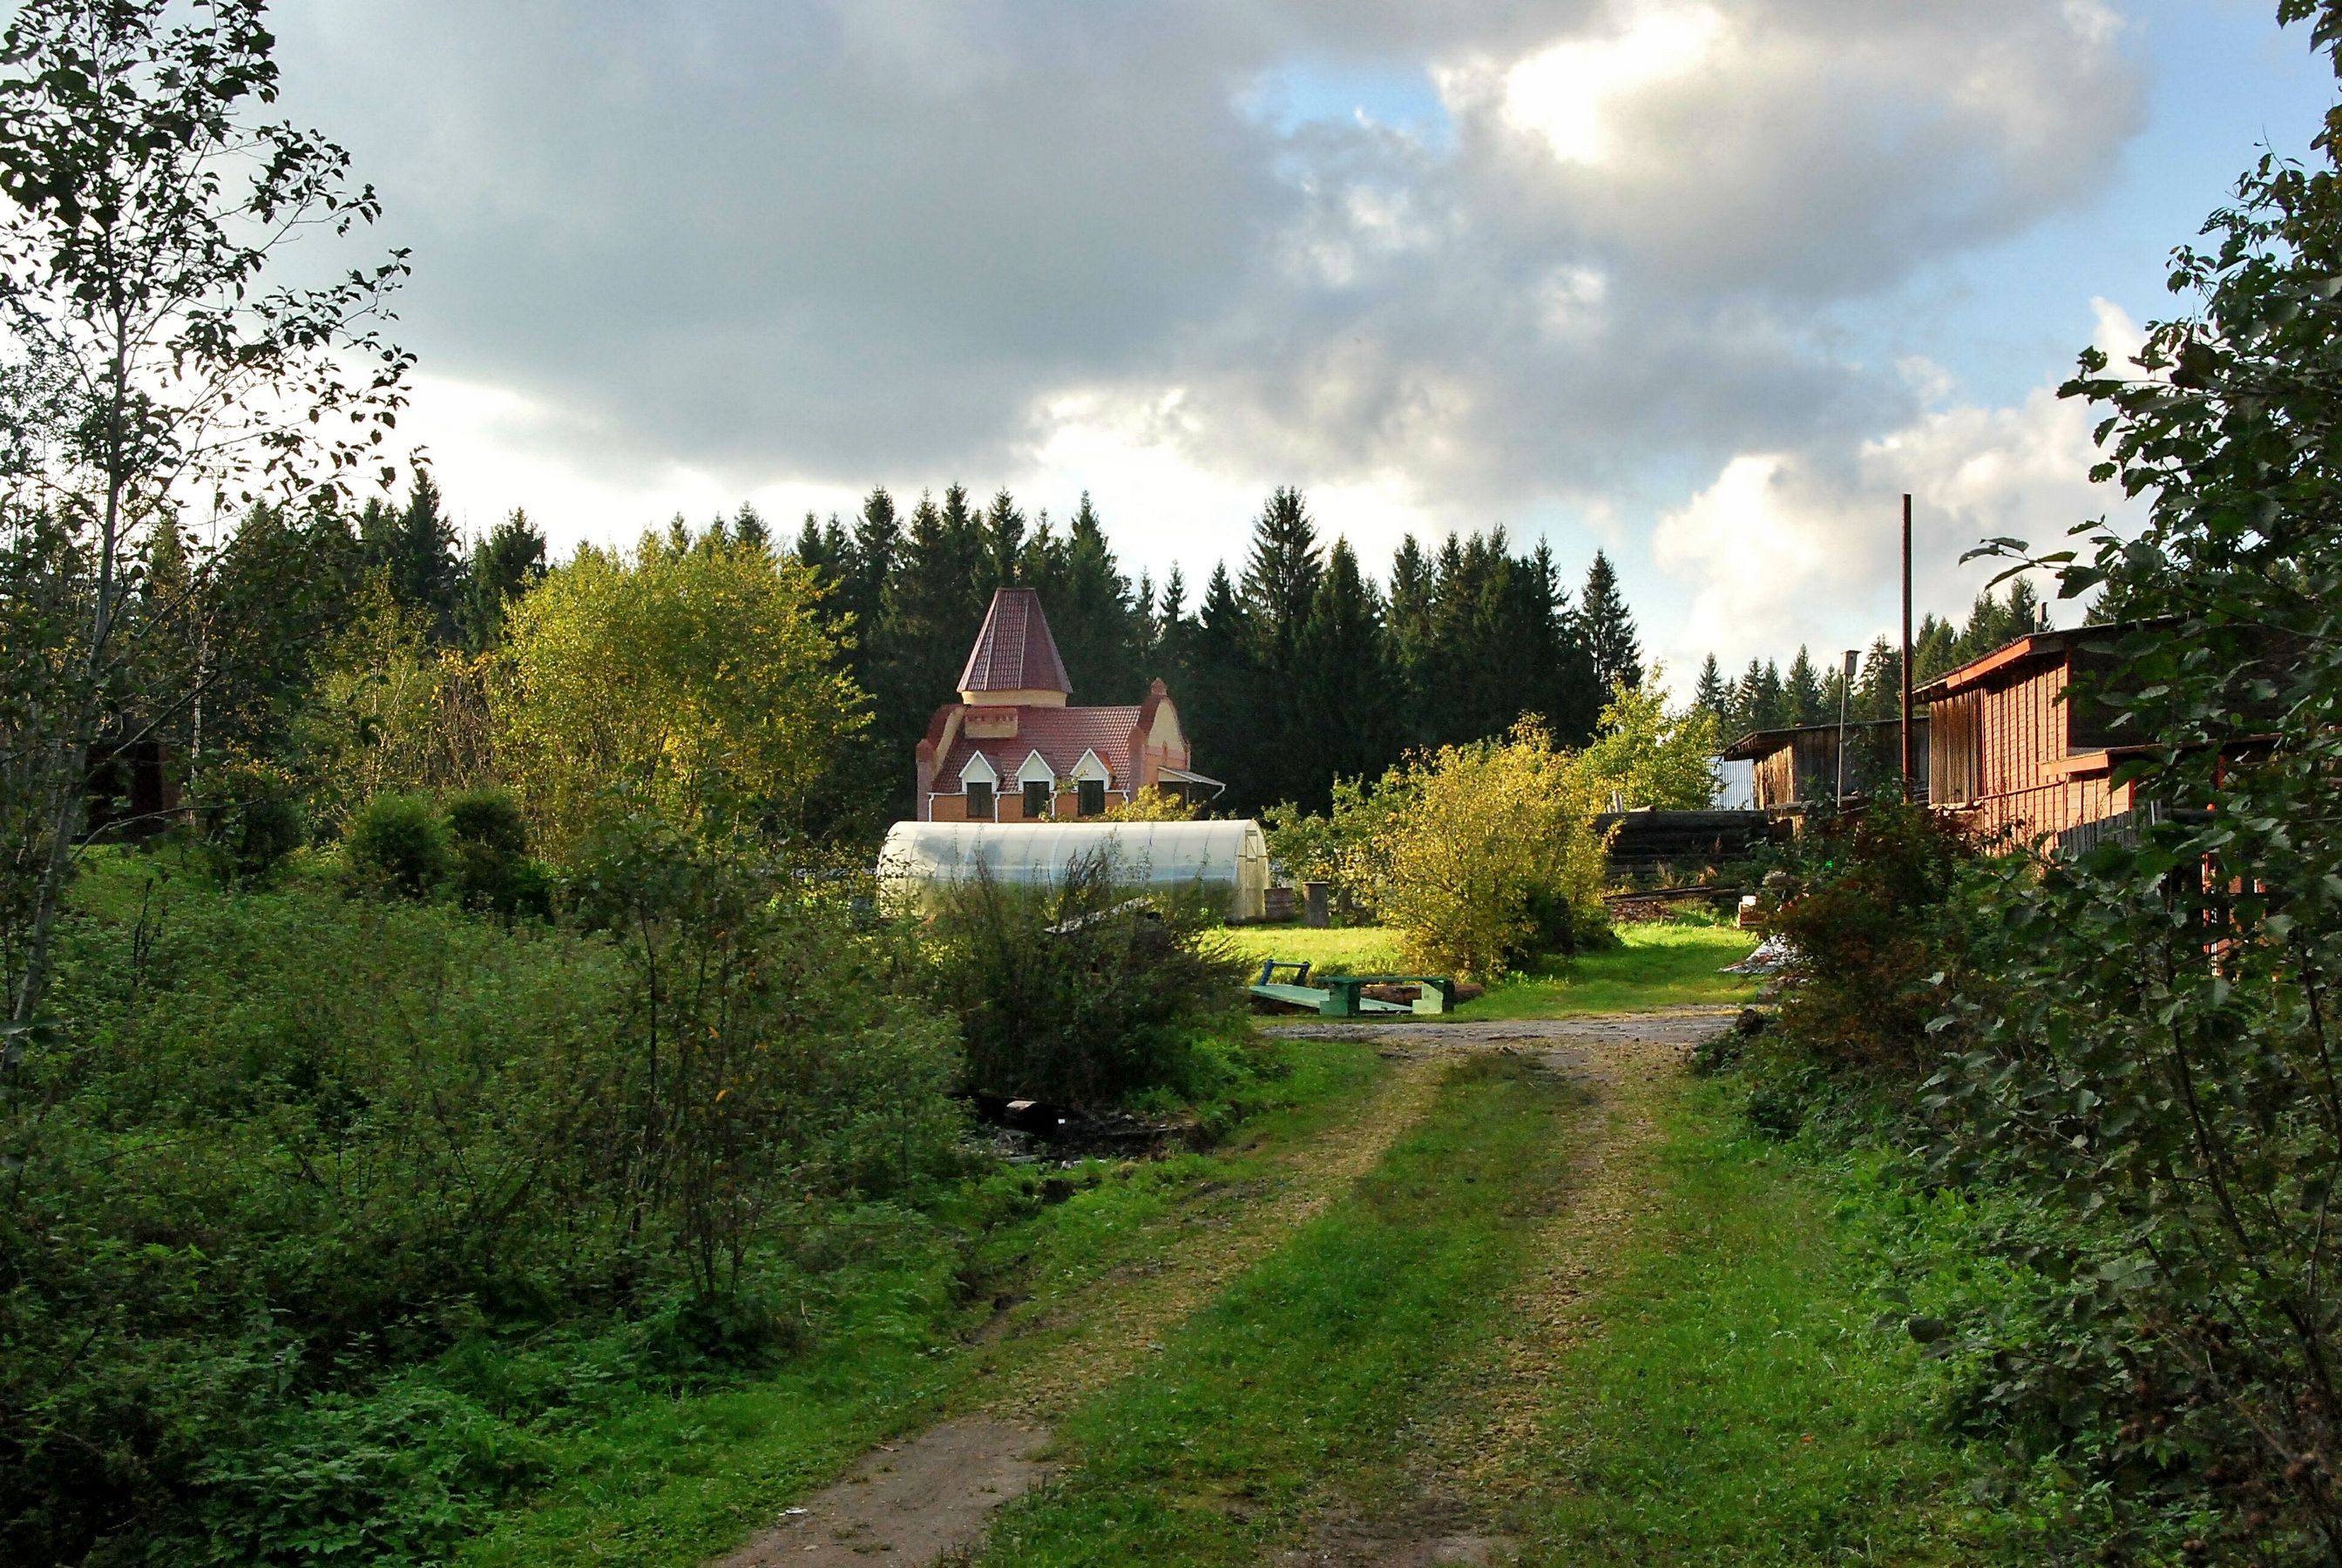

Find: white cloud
1652;301;2144;672
1497;3;1729;166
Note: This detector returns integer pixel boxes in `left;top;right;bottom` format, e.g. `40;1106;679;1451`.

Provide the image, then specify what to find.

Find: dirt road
708;1009;1732;1568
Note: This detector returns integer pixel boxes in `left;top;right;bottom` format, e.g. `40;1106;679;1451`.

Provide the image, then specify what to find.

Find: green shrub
190;758;307;887
342;792;451;896
925;850;1246;1108
1763;800;1974;1090
0;835;965;1563
444;787;526;858
443;787;549;919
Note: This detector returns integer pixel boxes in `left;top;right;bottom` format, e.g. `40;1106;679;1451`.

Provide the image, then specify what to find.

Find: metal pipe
1901;493;1915;801
1838;647;1858;806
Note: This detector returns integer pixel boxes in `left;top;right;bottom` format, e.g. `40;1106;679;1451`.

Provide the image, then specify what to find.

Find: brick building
913;587;1221;822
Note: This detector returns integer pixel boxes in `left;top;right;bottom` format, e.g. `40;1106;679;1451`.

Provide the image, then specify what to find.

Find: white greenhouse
876;819;1271;923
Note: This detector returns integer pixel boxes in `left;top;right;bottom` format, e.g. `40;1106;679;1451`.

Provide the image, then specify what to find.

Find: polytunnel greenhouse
875;819;1270;922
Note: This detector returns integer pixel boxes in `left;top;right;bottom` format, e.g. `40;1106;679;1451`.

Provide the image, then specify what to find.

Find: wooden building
1718;717;1927;810
914;587;1222;822
1916;626;2140;842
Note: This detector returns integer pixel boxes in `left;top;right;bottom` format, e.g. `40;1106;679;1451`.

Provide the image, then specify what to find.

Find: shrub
0;828;965;1562
493;537;866;855
925;850;1246;1108
1370;719;1613;979
444;787;526;857
444;787;549;919
1763;800;1975;1087
342;792;451;896
191;759;308;888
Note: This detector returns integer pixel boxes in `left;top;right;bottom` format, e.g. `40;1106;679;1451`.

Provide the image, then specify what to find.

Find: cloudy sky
268;0;2332;678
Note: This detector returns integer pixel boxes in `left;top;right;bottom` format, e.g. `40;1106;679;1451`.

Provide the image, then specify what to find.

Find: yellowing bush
1371;719;1614;979
493;536;865;854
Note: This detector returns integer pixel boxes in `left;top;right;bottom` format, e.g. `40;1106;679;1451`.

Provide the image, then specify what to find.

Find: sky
264;0;2337;682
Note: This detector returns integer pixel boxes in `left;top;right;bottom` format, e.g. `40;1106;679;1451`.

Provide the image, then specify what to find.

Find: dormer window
1023;780;1051;819
966;781;994;819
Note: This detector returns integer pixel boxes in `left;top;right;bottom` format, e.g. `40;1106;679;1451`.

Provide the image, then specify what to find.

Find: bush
1370;719;1613;979
444;787;549;920
1763;800;1975;1088
0;828;965;1562
925;850;1246;1108
342;792;451;897
190;758;307;888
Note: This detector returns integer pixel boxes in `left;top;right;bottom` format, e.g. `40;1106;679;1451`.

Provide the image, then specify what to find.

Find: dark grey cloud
270;0;2146;507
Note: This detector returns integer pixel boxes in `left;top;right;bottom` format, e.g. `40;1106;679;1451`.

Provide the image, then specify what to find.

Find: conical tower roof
958;586;1072;699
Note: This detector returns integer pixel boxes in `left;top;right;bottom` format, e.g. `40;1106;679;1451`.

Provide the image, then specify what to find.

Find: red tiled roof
958;587;1072;694
937;705;1142;786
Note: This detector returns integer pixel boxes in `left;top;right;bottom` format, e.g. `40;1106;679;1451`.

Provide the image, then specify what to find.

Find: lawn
1222;920;1761;1018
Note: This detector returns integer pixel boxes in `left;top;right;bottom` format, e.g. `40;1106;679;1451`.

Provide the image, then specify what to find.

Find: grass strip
459;1037;1389;1568
1223;922;1757;1018
972;1052;1587;1566
1516;1079;1974;1565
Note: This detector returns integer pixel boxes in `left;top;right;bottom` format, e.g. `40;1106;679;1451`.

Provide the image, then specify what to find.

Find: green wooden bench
1247;963;1455;1018
1318;975;1457;1017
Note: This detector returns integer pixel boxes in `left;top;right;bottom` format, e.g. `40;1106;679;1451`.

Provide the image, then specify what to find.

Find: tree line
1688;578;2052;739
168;476;1652;835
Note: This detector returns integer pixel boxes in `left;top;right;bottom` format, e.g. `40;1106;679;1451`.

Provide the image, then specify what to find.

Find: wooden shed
1718;717;1926;810
1916;626;2137;842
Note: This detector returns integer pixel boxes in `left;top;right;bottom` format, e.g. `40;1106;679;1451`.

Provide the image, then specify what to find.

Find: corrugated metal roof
958;587;1072;694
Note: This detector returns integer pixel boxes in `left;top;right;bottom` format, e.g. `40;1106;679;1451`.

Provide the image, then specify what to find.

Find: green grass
461;1037;1392;1568
1225;921;1760;1018
1516;1080;1977;1565
972;1054;1586;1565
1468;923;1760;1017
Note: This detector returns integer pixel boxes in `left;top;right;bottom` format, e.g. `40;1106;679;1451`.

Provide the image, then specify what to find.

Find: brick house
913;587;1222;822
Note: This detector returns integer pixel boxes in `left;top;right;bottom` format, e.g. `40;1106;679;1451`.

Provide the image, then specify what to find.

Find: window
966;781;994;820
1022;780;1051;819
1077;779;1106;817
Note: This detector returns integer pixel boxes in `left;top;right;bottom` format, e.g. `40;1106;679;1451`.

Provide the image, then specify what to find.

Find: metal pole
1900;494;1915;801
1838;648;1858;807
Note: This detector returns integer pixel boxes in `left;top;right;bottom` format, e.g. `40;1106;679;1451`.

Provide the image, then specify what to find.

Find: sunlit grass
1223;921;1759;1017
1516;1082;1978;1565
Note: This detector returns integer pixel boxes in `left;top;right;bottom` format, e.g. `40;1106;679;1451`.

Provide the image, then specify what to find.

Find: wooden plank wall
1930;692;1982;803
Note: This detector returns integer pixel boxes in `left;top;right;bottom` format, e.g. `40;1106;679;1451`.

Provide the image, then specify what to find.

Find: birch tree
0;0;411;1059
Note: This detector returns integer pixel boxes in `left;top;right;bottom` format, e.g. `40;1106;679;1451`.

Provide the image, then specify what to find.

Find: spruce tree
1784;645;1824;728
386;473;464;642
1240;486;1323;659
460;509;546;650
876;486;992;809
1855;636;1902;721
1289;538;1391;811
1581;549;1642;693
843;487;900;651
1184;564;1260;809
1912;612;1960;683
1385;534;1436;743
731;502;772;555
1693;654;1728;722
1233;489;1323;805
1154;565;1192;696
982;489;1025;586
1051;491;1142;700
